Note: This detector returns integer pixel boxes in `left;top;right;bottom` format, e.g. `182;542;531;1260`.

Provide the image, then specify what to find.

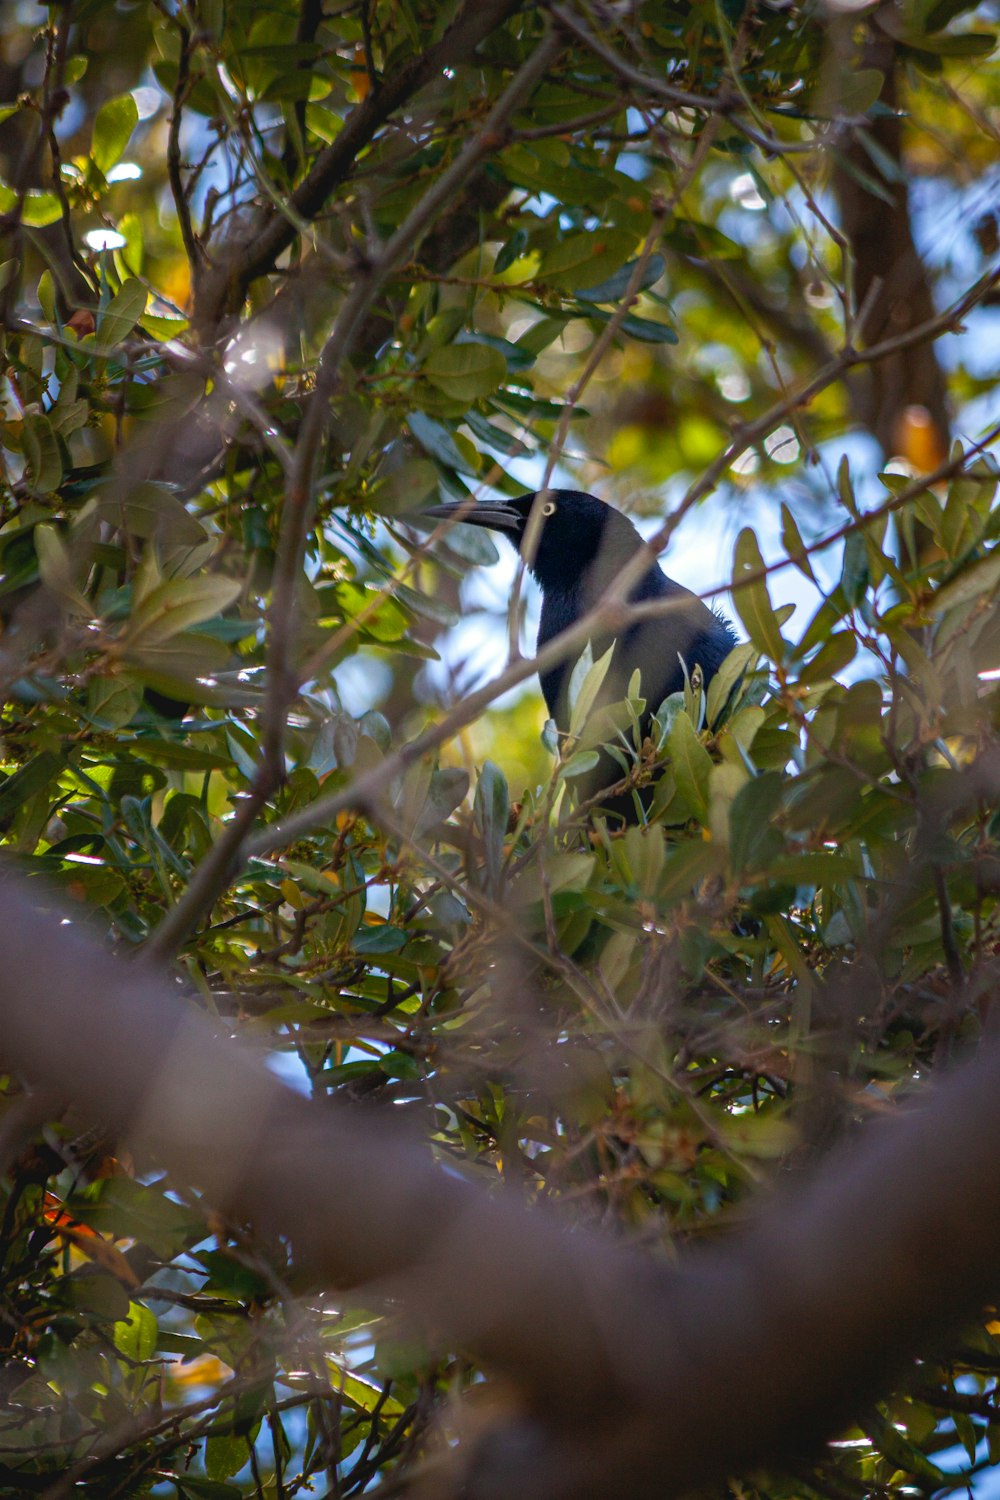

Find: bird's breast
537;585;616;727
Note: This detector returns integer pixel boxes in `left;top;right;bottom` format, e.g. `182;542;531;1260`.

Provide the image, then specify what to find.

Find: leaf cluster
1;0;1000;1496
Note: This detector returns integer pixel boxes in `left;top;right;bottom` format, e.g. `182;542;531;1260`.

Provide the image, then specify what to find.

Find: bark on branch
831;13;951;461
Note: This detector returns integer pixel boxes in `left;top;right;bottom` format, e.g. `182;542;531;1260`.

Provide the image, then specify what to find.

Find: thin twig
167;21;201;275
247;400;1000;861
194;0;527;331
144;27;564;958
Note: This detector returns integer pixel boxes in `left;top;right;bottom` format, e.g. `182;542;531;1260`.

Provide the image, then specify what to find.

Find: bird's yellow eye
541;500;556;517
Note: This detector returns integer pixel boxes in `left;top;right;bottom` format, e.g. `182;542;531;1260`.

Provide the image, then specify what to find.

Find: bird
425;490;736;822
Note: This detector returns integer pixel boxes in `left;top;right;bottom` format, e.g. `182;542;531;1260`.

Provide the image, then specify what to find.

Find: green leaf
838;68;884;114
653;690;684;748
141;312;189;340
464;410;532;457
353;924;407;954
769;852;859;886
422;342;507;403
413;766;469;837
19;192;63;227
667;711;711;822
838;453;861;517
97;277;147;346
575;253;666;303
87;676;143;727
125;576;242;647
706;641;759;727
494;227;529;273
568;642;615;738
839;530;869;608
616;312;679;344
582;305;679;343
797;631;857;685
117;210;144;274
178;1475;244;1498
475;760;509;896
407;410;479;474
907;28;995;54
729;770;785;873
129;370;204;422
204;1435;248;1483
495;389;589;422
539;228;636;292
656;839;725;905
335;582;409;642
0;751;64;823
21;413;63;495
428;516;500;567
499;142;616;207
732;528;786;662
93;482;209;547
73;1177;205;1264
37;269;56;322
381;1048;420;1079
864;1410;947;1483
358;710;391;750
328;1367;407;1417
50;397;89;437
92;93;138;175
559;748;600;779
780;503;815;582
114;1301;158;1362
718;1109;797;1157
514;317;567;356
35;525;90;613
124;635;242;706
67;1268;131;1321
139;742;232;770
512;850;593;906
931;548;1000;616
541;717;560;754
196;1248;270;1299
378;459;439;516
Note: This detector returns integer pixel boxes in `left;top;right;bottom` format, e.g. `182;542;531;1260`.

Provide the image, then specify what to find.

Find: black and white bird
426;489;735;820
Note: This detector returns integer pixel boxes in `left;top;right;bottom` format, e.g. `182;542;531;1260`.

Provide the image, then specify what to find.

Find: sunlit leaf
114;1301;158;1361
539;228;637;292
97;277;147;346
421;343;507;405
732;529;786;662
92;93;139;175
667;710;711;821
124;576;242;646
568;642;614;738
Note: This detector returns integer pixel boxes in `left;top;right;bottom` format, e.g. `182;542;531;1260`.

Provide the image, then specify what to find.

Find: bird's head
424;490;644;593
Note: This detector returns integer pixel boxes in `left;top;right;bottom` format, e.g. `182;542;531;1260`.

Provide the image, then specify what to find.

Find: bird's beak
424;501;522;534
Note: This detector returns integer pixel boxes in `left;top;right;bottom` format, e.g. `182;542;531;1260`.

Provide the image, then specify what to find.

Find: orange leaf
43;1195;140;1287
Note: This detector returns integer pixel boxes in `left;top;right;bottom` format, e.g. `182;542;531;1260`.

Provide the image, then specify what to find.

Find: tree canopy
1;1;1000;1497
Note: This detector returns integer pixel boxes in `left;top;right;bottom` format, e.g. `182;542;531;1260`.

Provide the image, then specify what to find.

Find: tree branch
192;0;528;335
3;874;1000;1498
830;14;951;459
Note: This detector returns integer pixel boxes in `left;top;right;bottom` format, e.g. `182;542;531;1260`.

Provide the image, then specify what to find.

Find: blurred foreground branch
2;874;1000;1499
